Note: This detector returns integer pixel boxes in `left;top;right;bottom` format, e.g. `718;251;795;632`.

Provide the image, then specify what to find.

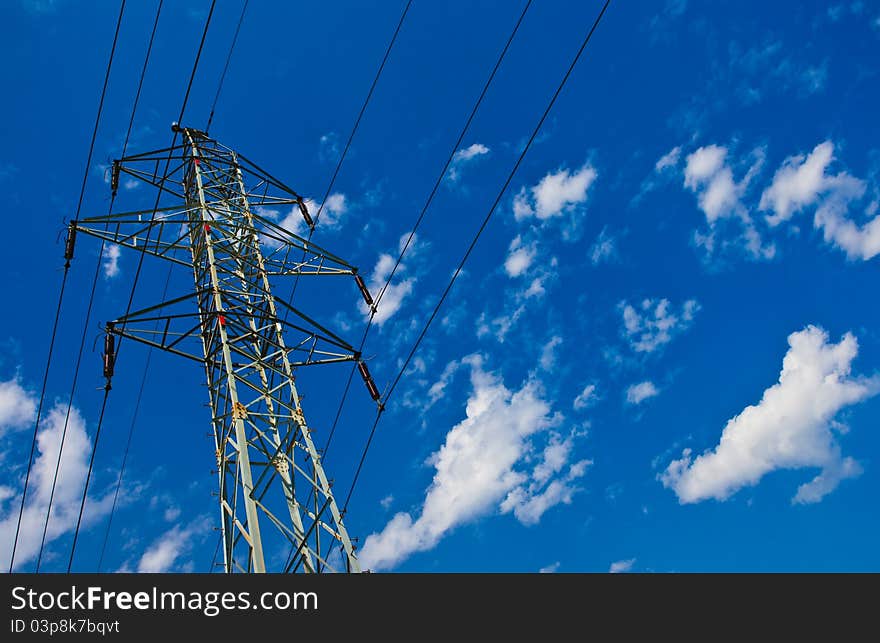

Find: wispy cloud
136;516;210;573
102;244;121;279
609;558;636;573
590;226;617;265
448;143;490;183
573;384;598;411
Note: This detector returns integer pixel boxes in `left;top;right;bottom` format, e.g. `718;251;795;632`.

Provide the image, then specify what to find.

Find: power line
283;0;412;318
66;0;216;572
16;0;128;573
341;0;613;526
91;1;165;574
67;386;110;572
7;268;69;572
205;0;248;134
41;0;216;572
96;344;151;572
208;531;222;572
274;0;412;572
313;0;412;228
100;0;246;572
321;0;534;466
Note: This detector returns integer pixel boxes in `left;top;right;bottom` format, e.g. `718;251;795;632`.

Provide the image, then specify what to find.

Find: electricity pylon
72;125;380;573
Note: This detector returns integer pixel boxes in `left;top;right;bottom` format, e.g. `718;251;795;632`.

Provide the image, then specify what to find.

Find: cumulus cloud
759;141;878;260
514;164;597;221
359;356;587;570
504;235;537;277
682;145;774;259
620;298;699;353
0;399;115;569
661;326;880;504
609;558;636;573
626;381;659;405
448;143;489;182
102;244;121;279
0;377;35;437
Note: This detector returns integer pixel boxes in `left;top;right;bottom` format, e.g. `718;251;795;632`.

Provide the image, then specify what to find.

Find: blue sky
1;0;880;573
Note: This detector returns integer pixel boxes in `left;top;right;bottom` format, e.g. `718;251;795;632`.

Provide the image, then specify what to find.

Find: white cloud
102;244;121;279
655;146;681;172
760;141;839;225
500;459;590;526
621;298;699;353
609;558;636;573
309;193;348;227
0;377;35;437
265;192;349;241
539;561;561;573
573;384;598;411
514;164;597;221
380;495;394;510
448;143;489;182
759;141;878;260
539;336;563;371
504;235;537;277
0;400;115;569
477;305;528;344
626;381;659;405
661;326;880;504
136;518;208;573
359;240;416;326
523;277;546;300
682;145;774;259
684;145;728;192
478;266;552;343
319;132;339;162
360;356;586;570
590;226;617;265
163;506;181;522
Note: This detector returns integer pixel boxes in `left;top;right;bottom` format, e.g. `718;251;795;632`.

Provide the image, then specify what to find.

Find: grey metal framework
73;125;380;573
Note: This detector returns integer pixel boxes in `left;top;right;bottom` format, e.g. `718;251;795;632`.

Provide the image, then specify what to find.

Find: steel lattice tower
73;125;380;573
